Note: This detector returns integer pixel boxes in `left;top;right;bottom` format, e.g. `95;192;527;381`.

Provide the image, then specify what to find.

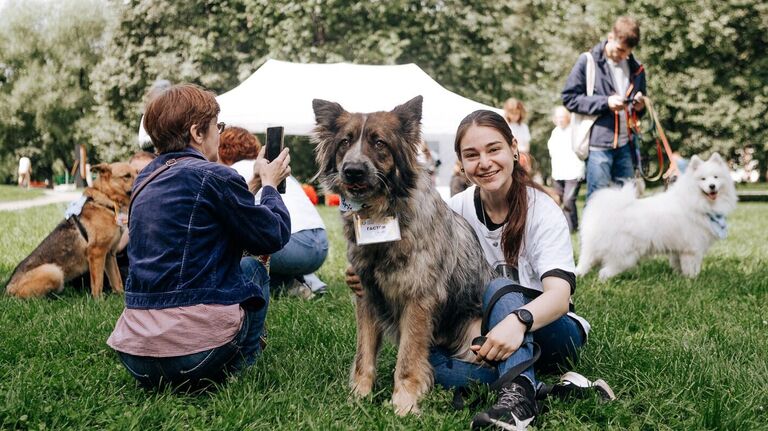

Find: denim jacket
561;40;647;150
125;147;291;310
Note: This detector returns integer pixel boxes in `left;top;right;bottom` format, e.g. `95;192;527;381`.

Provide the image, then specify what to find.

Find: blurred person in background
219;126;329;299
547;106;584;233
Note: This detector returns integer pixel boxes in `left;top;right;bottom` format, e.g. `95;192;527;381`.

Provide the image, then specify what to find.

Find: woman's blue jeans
269;228;329;288
116;258;270;391
429;278;585;390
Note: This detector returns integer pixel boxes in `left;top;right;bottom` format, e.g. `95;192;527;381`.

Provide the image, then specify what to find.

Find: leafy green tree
0;0;111;183
631;0;767;177
4;0;762;183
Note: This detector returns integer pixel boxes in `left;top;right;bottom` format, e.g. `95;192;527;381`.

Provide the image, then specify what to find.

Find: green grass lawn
0;185;45;202
0;202;766;430
736;182;768;191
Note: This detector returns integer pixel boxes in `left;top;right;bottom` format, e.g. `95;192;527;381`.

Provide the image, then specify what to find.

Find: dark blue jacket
562;40;646;150
125;147;291;310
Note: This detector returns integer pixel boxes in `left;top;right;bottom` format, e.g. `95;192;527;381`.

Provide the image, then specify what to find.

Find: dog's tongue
706;191;718;200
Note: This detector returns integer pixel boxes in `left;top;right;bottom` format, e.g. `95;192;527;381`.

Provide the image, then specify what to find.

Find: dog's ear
92;163;112;179
688;155;702;171
312;99;345;133
392;96;423;142
708;152;725;165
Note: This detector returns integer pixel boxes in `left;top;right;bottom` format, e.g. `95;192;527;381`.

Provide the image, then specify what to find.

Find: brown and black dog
5;162;136;298
312;97;492;415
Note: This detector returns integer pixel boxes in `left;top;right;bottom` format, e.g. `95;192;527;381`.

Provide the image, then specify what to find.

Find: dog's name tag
354;215;401;245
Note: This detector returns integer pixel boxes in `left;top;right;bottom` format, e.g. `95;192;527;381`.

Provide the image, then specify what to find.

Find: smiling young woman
448;110;611;430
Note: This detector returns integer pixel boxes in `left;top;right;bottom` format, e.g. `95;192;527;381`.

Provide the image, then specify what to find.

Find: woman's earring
460;168;465;173
514;152;519;161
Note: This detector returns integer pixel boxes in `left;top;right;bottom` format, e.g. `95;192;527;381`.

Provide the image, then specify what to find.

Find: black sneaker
471;377;538;430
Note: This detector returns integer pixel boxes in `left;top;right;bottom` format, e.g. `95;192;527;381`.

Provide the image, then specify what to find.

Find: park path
0;190;82;212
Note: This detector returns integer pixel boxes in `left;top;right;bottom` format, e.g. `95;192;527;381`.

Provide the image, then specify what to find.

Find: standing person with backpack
562;16;647;201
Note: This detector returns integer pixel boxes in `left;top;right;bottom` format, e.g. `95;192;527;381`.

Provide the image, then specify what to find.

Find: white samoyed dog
576;153;737;280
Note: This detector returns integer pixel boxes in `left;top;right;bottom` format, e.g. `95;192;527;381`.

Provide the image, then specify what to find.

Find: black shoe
471;377;538;430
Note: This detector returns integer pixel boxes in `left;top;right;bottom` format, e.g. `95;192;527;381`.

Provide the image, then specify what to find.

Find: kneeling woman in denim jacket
107;83;291;391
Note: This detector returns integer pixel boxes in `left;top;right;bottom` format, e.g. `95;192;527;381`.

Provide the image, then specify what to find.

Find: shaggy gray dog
312;96;493;415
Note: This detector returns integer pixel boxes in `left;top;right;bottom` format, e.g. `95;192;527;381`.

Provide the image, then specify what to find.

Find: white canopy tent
139;59;503;188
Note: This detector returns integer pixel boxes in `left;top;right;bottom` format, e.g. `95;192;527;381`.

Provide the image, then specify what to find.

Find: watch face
517;309;533;324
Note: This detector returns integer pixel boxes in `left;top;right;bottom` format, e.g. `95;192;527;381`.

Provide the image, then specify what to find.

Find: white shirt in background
507;122;531;153
547;126;585;181
232;160;325;234
18;157;31;174
606;58;630;147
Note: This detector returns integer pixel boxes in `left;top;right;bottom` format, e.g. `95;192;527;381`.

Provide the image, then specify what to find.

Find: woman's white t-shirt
232;160;325;234
448;185;590;335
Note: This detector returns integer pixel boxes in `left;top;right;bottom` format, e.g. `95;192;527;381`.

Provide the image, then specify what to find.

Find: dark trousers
553;179;582;233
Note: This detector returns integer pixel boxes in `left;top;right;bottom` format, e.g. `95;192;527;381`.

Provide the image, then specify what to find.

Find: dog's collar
706;212;728;239
339;196;370;213
83;189;122;222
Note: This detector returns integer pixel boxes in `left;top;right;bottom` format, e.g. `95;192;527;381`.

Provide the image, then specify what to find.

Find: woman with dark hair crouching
107;83;291;392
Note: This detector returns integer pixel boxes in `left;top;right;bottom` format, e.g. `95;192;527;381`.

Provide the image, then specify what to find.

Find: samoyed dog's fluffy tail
576;152;737;280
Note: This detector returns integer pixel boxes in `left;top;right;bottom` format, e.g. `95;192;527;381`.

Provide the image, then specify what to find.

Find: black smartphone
265;126;286;193
624;98;637;105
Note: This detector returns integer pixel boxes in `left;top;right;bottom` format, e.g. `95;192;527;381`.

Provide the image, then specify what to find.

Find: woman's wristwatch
511;308;534;332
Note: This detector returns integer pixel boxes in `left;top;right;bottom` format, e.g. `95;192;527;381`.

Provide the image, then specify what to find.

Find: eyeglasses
217;122;226;134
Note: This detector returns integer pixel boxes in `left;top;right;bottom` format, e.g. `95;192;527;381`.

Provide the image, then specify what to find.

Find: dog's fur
312;96;493;415
5;162;136;298
576;153;737;280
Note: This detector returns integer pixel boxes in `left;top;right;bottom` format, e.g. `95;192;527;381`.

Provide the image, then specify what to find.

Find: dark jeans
553;179;582;233
430;278;585;390
116;258;270;392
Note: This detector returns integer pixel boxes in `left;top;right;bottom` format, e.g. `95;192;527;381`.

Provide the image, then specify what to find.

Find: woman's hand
471;314;527;363
346;266;363;297
247;160;263;195
255;146;291;189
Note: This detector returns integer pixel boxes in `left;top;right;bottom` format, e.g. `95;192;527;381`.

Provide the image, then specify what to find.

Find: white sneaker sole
487;415;534;431
559;371;617;401
559;371;592;388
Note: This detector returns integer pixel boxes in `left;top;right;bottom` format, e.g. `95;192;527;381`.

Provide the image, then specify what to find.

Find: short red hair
218;126;262;166
143;83;220;154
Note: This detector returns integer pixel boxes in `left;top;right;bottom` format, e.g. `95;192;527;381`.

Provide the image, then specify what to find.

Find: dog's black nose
342;163;367;183
709;184;716;191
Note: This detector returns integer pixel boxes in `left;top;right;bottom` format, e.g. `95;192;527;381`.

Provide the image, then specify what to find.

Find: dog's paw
391;390;420;416
350;376;374;399
597;267;617;281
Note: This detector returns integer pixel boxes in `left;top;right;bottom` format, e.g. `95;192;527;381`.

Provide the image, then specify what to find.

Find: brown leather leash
633;96;678;182
127;157;193;228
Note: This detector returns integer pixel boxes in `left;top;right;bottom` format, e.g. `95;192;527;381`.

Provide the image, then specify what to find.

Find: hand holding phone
265;126;287;193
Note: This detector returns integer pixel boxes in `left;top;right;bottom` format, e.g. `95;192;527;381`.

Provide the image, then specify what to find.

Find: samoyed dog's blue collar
706;212;728;239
